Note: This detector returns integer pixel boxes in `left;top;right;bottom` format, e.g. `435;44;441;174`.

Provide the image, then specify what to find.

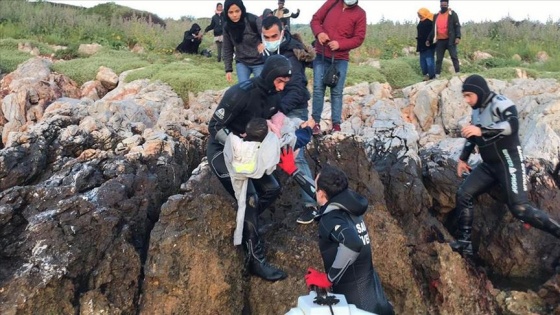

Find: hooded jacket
176;23;202;54
262;30;314;113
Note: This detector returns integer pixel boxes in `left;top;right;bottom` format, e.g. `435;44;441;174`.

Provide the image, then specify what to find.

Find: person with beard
176;23;203;54
204;2;225;62
275;158;395;314
310;0;366;135
207;55;293;281
223;0;265;83
416;8;435;81
260;15;319;224
427;0;461;77
451;74;560;257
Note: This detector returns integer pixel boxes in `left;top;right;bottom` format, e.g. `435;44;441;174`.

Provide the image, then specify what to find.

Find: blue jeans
312;55;349;125
286;107;316;207
419;49;435;79
236;62;264;83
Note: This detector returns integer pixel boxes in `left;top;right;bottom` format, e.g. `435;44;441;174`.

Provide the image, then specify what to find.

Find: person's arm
290;8;300;19
319;214;362;285
208;88;246;143
278;55;308;113
459;138;476;162
310;0;334;37
336;11;367;51
453;12;461;40
277;146;316;199
426;14;436;45
222;29;234;73
205;16;215;33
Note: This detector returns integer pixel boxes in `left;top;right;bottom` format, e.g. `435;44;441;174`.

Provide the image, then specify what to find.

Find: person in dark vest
427;0;461;77
207;55;293;281
451;74;560;257
204;2;225;62
176;23;203;54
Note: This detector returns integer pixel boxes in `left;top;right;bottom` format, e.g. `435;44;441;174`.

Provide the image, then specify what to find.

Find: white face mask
263;31;284;52
344;0;358;6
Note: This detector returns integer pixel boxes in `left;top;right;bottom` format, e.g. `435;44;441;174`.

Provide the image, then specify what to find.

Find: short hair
245;117;268;142
216;2;223;8
262;16;283;32
317;164;348;200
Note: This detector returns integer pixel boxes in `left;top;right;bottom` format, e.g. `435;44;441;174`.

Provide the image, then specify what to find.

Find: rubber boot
450;228;473;257
243;221;287;281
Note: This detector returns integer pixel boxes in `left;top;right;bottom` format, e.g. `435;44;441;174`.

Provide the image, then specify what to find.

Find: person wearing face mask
223;0;265;83
261;16;319;225
310;0;366;135
275;157;395;314
207;55;295;282
204;2;225;62
450;74;560;257
427;0;461;77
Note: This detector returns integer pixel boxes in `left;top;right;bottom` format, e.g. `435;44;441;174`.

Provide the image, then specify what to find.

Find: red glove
304;267;332;289
278;146;298;175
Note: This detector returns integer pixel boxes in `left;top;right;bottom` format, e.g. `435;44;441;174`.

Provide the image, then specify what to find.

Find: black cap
462;74;491;109
260;55;292;91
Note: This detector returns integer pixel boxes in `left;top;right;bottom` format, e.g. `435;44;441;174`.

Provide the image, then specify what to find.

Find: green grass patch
379;59;420;88
481;67;539;80
346;63;386;85
0;49;34;73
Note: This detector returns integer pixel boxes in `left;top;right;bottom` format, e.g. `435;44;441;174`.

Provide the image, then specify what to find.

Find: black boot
243;222;287;281
450;228;473;257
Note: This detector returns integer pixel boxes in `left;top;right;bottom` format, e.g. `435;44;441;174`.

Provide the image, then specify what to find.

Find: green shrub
53;44;81;60
475;57;522;69
346;64;386;85
481;67;539;80
379;59;420;88
0;49;33;73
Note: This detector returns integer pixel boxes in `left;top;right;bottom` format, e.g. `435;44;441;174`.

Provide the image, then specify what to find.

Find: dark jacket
310;0;366;61
429;9;461;43
273;7;300;30
416;19;434;52
204;12;224;37
223;13;263;72
262;31;313;114
176;23;202;54
318;189;394;314
208;78;280;141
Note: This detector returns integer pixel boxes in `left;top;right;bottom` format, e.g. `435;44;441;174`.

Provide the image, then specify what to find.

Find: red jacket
311;0;366;60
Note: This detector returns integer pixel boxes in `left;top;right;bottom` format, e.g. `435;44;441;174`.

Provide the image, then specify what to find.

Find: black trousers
206;140;281;229
456;149;560;238
435;39;460;74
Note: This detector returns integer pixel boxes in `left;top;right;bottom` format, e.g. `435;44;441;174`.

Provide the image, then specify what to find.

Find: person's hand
425;40;430;47
300;119;315;129
327;40;340;51
296;8;300;13
461;125;482;138
226;72;233;83
456;159;472;178
317;32;330;45
278;146;298;175
258;43;265;54
455;38;461;45
305;268;332;290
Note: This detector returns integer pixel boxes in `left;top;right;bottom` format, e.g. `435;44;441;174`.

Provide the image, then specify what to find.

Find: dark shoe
312;124;321;136
245;239;287;281
450;239;473;257
297;206;318;224
331;123;341;133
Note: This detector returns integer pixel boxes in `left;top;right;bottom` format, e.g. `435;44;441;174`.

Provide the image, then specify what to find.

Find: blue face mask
344;0;358;6
263;32;283;52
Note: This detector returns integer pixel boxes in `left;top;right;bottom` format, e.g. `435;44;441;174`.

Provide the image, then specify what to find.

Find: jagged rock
473;51;493;61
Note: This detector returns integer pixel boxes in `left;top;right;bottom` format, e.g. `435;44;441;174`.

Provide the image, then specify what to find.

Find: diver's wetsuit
457;93;560;238
318;189;394;315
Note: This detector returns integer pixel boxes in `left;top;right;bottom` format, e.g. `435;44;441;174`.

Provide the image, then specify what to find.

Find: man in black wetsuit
276;156;394;314
207;54;293;281
451;74;560;256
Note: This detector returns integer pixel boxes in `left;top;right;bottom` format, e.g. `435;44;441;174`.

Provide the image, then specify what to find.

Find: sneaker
331;123;341;133
312;124;321;136
435;74;441;79
297;206;318;224
423;75;429;81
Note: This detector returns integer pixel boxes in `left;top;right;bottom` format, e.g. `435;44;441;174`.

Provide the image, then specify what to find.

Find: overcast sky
49;1;559;24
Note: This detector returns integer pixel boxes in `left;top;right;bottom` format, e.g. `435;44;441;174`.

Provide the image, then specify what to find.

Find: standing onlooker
273;0;300;31
427;0;461;77
416;8;435;81
310;0;366;135
204;2;225;62
261;16;319;224
176;23;203;54
223;0;265;83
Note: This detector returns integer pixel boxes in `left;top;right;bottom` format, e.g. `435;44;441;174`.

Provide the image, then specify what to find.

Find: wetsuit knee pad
510;203;534;221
